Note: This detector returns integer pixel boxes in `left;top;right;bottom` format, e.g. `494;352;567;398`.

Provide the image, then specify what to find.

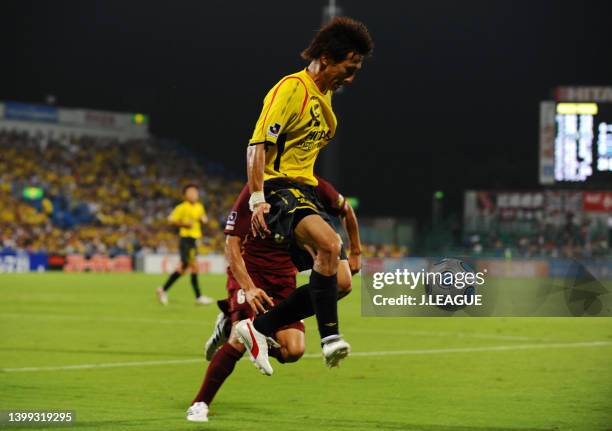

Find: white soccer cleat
156;287;168;306
204;312;229;360
322;335;351;368
195;295;214;305
235;319;273;376
186;401;209;422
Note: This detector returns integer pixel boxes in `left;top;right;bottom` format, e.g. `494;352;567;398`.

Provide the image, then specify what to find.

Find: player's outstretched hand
349;253;361;275
251;203;271;238
245;287;274;315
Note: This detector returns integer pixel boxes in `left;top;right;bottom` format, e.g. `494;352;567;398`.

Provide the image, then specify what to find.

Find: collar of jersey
301;69;328;97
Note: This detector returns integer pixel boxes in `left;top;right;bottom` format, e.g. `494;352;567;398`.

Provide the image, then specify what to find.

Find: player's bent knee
284;344;305;363
277;329;305;362
338;279;352;295
317;237;341;261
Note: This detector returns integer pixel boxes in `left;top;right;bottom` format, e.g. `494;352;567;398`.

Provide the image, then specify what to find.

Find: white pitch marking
2;341;611;373
1;358;203;373
303;341;612;358
346;328;536;341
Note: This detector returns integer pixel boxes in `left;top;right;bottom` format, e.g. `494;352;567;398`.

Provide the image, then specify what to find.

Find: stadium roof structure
0;100;149;140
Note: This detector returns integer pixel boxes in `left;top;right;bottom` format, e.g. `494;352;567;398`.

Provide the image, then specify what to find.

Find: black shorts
179;237;197;265
264;179;334;243
263;179;344;271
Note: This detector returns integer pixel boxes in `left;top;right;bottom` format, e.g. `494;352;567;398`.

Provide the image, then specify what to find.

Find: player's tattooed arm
246;144;271;238
225;235;274;314
341;201;362;274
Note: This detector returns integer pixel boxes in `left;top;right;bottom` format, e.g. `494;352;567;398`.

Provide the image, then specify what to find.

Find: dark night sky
2;0;611;224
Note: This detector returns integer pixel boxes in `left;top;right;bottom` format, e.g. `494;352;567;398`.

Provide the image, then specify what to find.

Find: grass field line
0;312;213;326
2;341;611;373
1;313;542;341
316;341;612;358
345;328;537;341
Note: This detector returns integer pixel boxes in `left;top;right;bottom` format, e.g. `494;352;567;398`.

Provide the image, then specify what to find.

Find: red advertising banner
63;255;132;272
583;192;612;212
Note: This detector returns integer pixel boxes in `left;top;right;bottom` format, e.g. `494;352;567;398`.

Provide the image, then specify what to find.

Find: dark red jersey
224;185;296;276
314;175;348;218
224;179;347;276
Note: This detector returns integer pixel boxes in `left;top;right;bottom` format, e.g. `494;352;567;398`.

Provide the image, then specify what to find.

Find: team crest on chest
307;101;321;128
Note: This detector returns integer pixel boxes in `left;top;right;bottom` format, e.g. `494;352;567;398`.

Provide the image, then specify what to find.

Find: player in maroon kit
186;176;361;422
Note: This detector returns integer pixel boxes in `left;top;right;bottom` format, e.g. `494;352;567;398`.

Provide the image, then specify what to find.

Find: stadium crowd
464;217;611;259
0;130;242;256
2;130;608;260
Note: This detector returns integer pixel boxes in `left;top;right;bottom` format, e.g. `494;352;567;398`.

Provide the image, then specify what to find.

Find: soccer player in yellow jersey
235;17;373;372
156;184;213;306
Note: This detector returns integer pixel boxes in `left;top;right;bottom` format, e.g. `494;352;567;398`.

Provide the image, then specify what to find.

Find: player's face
185;187;199;202
325;52;364;91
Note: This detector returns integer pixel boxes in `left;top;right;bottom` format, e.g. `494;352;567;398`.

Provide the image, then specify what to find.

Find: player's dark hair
301;16;373;63
183;183;198;194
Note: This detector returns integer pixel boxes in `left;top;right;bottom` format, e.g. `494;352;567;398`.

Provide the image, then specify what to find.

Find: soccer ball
424;258;477;311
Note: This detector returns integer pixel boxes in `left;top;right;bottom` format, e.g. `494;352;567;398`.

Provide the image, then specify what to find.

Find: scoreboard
539;86;612;186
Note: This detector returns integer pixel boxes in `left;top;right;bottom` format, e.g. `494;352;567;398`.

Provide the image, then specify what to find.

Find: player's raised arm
224;235;274;314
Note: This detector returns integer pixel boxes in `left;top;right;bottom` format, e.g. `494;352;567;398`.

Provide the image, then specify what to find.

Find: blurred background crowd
0;130;242;256
1;131;610;260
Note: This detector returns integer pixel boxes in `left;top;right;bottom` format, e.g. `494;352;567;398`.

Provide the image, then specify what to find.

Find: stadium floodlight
131;113;149;125
322;0;342;23
318;0;343;187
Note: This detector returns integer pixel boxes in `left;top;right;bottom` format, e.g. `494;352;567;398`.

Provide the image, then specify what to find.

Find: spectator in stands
0;130;242;256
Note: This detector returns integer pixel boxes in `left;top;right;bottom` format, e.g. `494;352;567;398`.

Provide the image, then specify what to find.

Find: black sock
252;282;350;337
191;273;202;297
308;270;339;340
162;271;181;291
253;284;314;336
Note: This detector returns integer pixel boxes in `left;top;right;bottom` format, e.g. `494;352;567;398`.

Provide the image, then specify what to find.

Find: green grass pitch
1;273;611;430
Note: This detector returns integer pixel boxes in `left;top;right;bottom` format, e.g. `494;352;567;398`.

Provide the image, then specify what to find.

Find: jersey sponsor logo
225;211;238;229
268;122;282;138
297;129;331;151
